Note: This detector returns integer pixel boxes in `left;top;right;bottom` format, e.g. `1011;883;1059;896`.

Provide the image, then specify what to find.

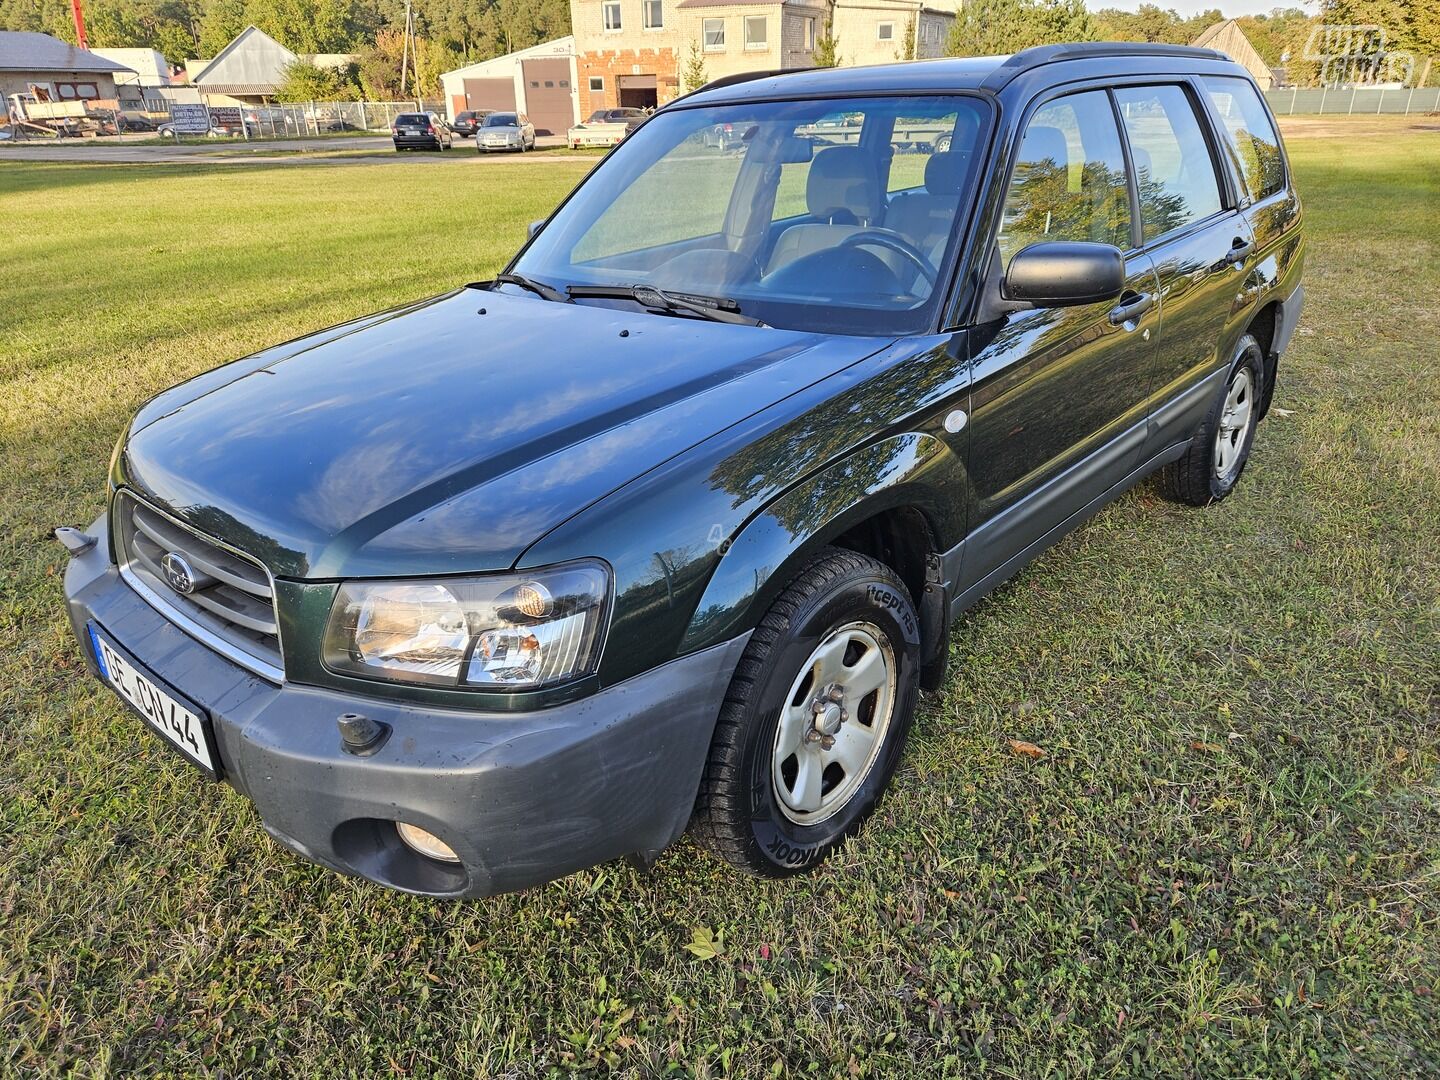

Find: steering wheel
837;230;938;289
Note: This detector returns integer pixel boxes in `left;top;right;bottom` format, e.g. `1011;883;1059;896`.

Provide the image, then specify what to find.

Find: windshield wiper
486;272;569;303
567;284;767;327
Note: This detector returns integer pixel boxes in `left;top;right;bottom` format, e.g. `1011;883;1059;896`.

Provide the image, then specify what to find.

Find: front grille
115;491;284;681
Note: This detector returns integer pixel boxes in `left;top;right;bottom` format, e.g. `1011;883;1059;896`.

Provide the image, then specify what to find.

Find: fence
177;100;445;139
1265;86;1440;115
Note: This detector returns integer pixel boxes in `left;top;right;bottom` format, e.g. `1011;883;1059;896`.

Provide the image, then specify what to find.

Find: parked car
62;43;1302;899
157;121;230;140
392;112;451;151
567;107;647;148
448;110;493;137
117;111;157;132
475;111;536;153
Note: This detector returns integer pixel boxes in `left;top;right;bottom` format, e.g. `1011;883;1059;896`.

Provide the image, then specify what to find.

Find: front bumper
63;515;748;897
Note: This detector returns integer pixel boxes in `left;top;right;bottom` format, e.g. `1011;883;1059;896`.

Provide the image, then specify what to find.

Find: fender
680;431;966;654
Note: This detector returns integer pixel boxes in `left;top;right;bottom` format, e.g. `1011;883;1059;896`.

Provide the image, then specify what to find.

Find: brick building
571;0;958;117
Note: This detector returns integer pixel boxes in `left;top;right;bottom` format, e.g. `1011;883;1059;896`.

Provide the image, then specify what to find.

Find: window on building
644;0;663;28
603;1;621;31
1114;84;1224;240
589;75;605;92
745;15;768;48
704;18;726;49
877;22;894;41
803;16;816;50
55;82;98;100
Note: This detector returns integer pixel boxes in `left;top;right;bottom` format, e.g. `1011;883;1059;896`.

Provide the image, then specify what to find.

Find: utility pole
70;0;89;49
399;0;419;107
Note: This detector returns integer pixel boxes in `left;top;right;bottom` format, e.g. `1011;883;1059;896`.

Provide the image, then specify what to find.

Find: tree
948;0;1096;57
272;57;361;99
1319;0;1440;84
681;39;707;92
812;1;840;67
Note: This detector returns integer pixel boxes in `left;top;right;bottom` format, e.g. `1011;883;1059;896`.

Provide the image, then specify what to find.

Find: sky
1087;0;1316;16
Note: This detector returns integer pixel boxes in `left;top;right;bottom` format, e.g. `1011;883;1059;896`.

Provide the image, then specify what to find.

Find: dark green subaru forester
62;43;1303;897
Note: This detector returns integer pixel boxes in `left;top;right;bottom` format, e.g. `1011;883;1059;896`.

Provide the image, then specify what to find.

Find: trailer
6;94;122;138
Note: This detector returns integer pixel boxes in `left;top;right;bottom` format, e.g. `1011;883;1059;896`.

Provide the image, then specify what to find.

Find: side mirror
527;219;544;238
1002;241;1125;307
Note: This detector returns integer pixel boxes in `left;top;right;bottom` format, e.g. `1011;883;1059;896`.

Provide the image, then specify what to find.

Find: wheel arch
679;431;963;684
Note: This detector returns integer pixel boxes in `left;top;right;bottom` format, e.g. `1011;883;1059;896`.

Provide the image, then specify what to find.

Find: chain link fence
112;100;446;140
1265;86;1440;115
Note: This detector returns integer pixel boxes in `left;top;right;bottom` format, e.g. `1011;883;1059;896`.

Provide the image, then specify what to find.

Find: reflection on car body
62;44;1303;900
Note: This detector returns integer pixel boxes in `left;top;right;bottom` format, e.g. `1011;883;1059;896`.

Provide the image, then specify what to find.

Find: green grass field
2;128;1438;1077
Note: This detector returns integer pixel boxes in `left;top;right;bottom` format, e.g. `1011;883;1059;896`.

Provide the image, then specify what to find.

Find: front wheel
692;549;921;877
1162;333;1264;505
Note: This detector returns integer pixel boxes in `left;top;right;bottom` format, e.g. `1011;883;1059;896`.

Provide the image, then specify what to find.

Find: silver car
475;111;536;153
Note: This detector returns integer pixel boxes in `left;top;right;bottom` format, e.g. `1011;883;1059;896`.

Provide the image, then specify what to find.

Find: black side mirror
1002;241;1125;307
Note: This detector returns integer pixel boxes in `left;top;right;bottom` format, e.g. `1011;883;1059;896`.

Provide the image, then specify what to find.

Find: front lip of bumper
63;514;748;898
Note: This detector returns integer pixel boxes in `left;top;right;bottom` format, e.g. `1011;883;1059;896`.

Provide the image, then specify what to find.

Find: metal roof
191;26;297;92
0;31;134;74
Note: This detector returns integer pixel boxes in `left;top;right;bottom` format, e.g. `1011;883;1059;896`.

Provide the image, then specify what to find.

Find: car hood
119;289;887;580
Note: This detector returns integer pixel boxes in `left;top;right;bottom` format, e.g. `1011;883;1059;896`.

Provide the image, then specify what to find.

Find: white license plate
89;625;217;776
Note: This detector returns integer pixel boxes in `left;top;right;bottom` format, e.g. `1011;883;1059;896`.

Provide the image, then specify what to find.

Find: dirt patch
1276;113;1440;138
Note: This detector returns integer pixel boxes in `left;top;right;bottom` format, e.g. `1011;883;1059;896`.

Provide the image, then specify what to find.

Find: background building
567;0;958;117
1192;19;1277;90
0;31;132;106
440;37;579;133
90;48;172;113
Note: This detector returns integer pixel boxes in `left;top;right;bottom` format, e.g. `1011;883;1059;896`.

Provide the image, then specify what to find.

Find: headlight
322;561;610;690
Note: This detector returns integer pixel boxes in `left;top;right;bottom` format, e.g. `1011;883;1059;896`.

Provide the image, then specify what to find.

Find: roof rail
980;41;1231;90
664;67;806;109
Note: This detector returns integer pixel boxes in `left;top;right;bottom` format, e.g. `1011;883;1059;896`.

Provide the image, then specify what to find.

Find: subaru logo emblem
160;551;197;595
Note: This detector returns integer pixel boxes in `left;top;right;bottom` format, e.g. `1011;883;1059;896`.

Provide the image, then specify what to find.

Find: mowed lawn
1;129;1437;1077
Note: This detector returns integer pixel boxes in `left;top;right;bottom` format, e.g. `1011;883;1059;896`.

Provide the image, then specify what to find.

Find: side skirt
946;441;1189;621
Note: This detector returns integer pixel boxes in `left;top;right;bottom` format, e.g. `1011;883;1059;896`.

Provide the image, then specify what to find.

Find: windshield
397;114;429;125
484;113;518;127
515;94;989;335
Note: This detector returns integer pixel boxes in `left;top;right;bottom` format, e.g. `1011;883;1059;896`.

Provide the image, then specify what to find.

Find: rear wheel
692;549;921;877
1161;333;1264;505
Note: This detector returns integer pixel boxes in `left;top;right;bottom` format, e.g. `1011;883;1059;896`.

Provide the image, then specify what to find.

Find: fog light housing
395;821;460;863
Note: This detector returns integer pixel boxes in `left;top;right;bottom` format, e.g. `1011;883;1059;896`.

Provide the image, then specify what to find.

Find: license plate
89;624;218;777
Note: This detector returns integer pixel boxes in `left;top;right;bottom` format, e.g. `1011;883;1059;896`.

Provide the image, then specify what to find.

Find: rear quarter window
1201;76;1286;201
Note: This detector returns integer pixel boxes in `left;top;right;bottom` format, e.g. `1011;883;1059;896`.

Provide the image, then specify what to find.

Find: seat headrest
924;151;968;196
806;145;881;224
1020;125;1068;171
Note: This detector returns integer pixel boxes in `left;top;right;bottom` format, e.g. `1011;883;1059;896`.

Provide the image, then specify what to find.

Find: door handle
1225;236;1254;265
1107;291;1155;327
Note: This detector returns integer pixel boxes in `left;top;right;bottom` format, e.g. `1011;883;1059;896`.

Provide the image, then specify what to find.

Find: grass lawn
2;127;1438;1077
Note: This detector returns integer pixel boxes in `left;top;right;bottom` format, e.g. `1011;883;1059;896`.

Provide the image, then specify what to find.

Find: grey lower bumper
63;517;748;898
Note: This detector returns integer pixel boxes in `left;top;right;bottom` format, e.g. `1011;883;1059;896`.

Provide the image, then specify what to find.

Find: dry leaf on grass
1007;739;1045;759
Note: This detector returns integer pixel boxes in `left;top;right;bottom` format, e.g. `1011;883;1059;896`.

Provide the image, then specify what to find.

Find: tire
692;548;922;878
1161;332;1265;506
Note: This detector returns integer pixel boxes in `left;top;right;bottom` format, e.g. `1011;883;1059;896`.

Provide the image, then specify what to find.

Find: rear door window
997;90;1133;266
1114;85;1224;241
1200;76;1285;201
